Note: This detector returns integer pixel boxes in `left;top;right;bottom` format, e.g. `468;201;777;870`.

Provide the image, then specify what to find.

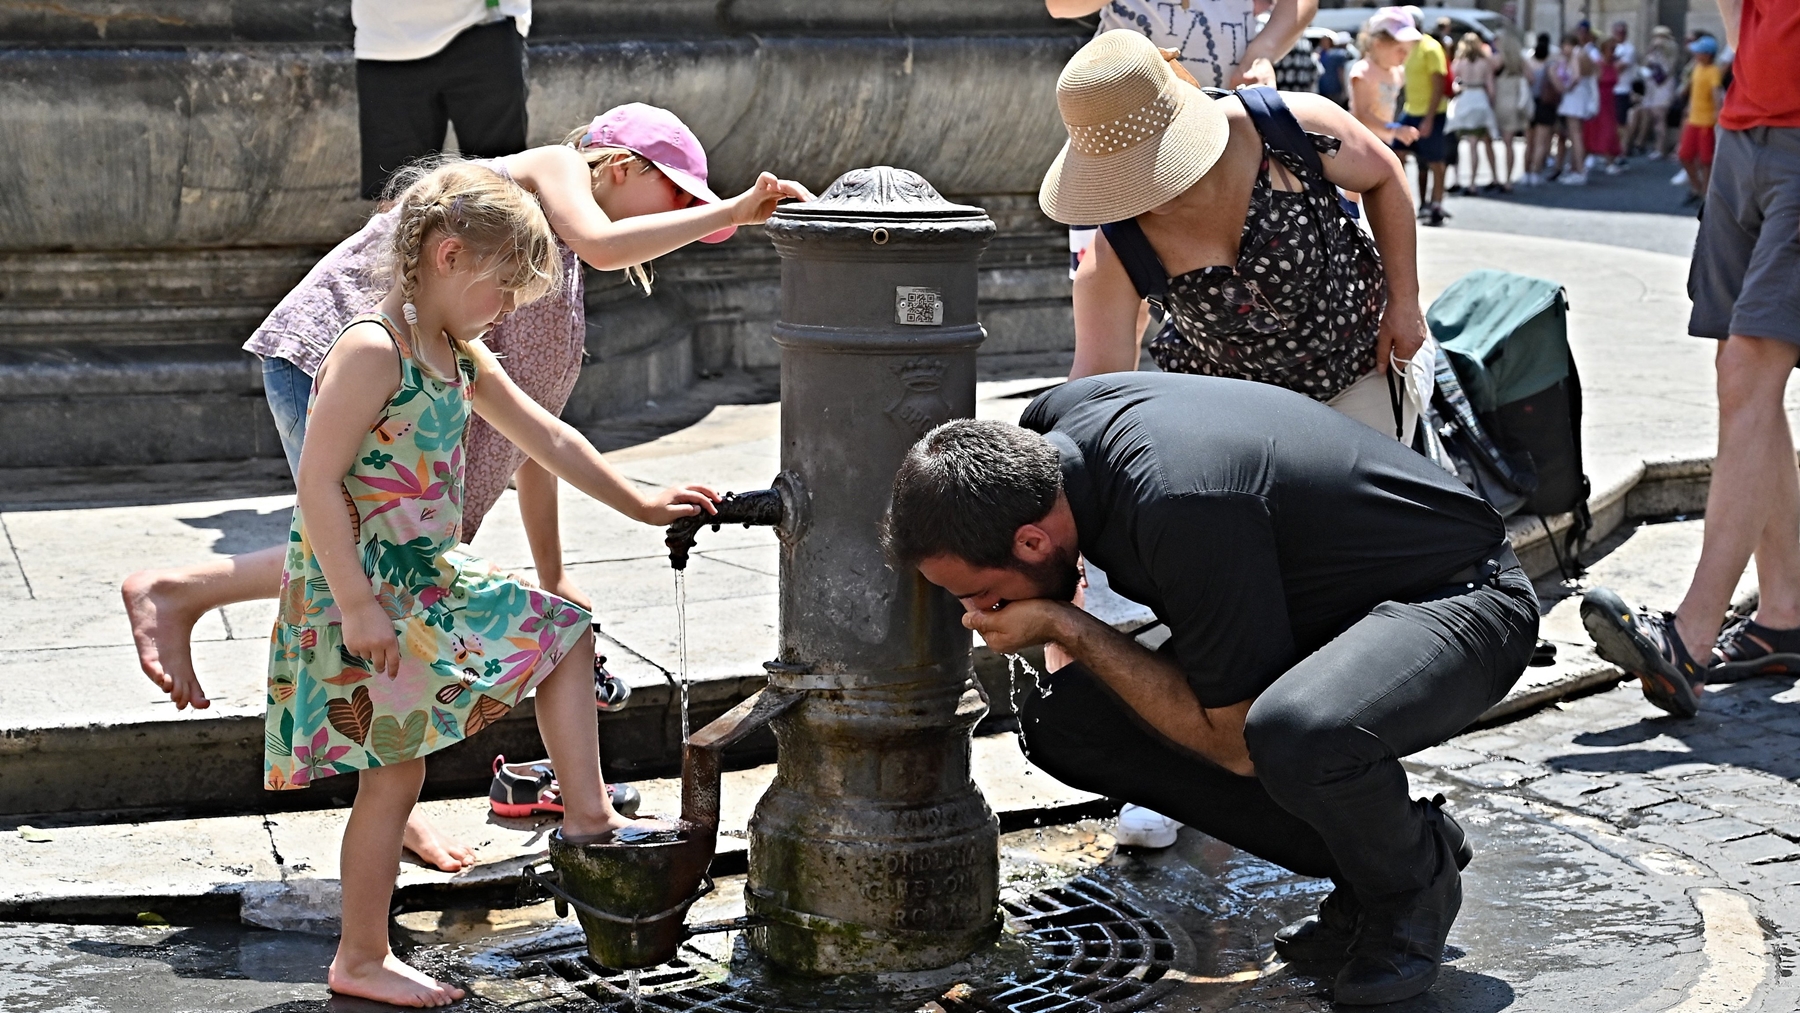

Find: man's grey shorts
1689;126;1800;347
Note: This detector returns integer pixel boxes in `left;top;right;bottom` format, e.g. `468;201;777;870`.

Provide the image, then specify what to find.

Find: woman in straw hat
1050;29;1435;445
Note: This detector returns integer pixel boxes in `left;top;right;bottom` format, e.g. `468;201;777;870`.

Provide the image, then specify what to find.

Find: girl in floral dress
271;162;716;1008
122;105;812;872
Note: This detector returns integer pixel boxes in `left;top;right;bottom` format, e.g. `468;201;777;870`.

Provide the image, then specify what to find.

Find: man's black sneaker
1274;884;1361;962
1425;794;1473;871
1274;797;1469;965
1580;587;1708;717
1333;818;1463;1005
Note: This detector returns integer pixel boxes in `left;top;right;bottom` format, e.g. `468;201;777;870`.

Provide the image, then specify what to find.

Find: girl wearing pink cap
122;105;812;872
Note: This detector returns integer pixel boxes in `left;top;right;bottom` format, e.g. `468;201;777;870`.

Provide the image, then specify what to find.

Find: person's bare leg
1429;161;1447;206
121;544;285;710
516;459;591;611
1565;119;1587;173
327;760;465;1007
1672;335;1800;660
534;627;639;840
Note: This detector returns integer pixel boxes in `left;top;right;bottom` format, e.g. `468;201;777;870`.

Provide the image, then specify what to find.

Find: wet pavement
10;669;1800;1012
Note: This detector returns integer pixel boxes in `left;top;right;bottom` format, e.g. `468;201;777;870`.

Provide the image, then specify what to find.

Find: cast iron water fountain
523;168;1198;1010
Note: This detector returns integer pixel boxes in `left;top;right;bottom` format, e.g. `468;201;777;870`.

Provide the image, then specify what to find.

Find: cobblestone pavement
8;674;1800;1013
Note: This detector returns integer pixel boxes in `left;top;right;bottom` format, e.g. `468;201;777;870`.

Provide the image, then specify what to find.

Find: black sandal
1713;614;1800;682
1580;587;1709;718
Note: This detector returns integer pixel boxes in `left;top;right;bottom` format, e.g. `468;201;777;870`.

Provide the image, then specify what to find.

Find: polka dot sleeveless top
1150;133;1386;402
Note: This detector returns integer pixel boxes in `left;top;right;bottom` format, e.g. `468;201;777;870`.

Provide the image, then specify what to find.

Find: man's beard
1015;544;1081;603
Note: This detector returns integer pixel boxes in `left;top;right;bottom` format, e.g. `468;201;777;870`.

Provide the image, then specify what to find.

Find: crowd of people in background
1241;5;1732;205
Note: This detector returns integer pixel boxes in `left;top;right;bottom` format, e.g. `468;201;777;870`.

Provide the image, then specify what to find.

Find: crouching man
882;373;1538;1005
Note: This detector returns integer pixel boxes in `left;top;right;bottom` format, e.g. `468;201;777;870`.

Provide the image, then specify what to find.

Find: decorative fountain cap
765;166;995;243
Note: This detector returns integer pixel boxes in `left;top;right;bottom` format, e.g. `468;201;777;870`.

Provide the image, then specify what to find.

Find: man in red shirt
1584;0;1800;715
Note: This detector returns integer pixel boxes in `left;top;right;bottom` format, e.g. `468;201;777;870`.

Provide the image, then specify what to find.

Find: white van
1310;6;1514;43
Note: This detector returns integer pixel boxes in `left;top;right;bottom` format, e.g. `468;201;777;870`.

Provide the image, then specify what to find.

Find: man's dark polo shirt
1021;373;1507;707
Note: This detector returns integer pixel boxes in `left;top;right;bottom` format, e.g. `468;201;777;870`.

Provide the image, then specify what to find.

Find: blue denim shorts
262;356;311;480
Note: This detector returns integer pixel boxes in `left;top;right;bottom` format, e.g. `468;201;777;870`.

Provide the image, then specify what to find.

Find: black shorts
356;19;530;200
1395;112;1449;164
1613;91;1634;124
1531;97;1560;127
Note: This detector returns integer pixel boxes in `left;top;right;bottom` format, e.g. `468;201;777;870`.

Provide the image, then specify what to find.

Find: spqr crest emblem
886;358;951;437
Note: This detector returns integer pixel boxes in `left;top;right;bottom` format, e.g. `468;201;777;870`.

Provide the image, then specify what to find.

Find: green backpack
1427;270;1590;564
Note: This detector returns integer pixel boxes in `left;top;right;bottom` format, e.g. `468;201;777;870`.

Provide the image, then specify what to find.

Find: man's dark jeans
1021;567;1538;902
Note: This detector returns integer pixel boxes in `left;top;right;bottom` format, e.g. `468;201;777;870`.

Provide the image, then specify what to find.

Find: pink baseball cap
576;103;735;244
1369;6;1423;41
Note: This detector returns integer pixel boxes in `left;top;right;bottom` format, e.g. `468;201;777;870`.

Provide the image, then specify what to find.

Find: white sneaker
1670;168;1689;186
1559;171;1588;185
1648;150;1664;161
1115;803;1181;848
1604;162;1624;175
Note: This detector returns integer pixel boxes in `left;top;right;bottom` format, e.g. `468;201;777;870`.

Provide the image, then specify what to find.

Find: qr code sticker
895;286;944;326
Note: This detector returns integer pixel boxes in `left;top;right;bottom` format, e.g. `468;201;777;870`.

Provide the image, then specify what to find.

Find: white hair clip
402;302;419;326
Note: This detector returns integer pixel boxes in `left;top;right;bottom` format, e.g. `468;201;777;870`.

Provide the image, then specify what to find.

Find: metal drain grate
525;877;1193;1013
943;878;1195;1012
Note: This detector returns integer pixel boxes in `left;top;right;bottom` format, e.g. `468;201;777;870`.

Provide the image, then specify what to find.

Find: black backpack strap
1098;218;1169;320
1233;86;1362;221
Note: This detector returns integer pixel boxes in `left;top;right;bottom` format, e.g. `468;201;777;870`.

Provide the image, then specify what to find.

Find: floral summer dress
264;314;589;791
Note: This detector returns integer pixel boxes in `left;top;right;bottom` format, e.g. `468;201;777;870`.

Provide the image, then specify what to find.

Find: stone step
0;731;1109;931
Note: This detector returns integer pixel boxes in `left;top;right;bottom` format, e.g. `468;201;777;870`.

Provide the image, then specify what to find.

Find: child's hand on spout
634;484;721;525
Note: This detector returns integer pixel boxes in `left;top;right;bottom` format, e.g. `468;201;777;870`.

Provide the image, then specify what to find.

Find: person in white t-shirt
354;0;534;200
1608;21;1638;166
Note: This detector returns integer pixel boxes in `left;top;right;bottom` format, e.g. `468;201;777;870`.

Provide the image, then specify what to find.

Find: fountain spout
536;687;805;971
665;486;787;570
680;687;805;831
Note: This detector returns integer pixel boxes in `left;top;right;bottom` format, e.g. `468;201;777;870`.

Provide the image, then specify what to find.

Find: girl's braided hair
383;160;561;347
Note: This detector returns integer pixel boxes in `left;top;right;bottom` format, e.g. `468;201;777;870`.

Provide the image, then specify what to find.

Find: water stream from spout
625;968;642;1012
1005;653;1052;760
674;571;691;745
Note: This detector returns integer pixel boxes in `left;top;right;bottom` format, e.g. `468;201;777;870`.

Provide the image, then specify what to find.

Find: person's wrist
1049;601;1097;652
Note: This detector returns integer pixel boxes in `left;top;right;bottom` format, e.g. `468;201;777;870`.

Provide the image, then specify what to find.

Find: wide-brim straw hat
1039;30;1231;225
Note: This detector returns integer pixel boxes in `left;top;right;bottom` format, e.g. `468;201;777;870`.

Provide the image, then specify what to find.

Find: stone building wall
0;2;1087;467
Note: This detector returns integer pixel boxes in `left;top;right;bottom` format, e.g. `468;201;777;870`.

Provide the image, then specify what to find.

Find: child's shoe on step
489;755;640;818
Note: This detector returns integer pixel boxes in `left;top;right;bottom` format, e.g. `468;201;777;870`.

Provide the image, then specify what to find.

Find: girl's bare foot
327;951;464;1008
562;811;675;844
402;811;477;872
120;569;210;710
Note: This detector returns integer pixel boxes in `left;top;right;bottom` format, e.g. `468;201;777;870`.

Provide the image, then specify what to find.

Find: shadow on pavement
67;924;334;983
1559;676;1800;781
178;507;294;556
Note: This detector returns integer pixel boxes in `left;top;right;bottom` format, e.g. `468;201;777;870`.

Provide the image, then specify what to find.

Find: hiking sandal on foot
1580;587;1708;718
1713;614;1800;682
488;755;641;819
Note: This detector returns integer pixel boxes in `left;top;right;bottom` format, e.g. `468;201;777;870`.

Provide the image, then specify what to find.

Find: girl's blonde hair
1498;31;1525;76
560;126;658;292
1455;32;1484;62
384;161;561;348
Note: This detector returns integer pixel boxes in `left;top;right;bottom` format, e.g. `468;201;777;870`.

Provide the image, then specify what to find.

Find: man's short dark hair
882;419;1063;569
